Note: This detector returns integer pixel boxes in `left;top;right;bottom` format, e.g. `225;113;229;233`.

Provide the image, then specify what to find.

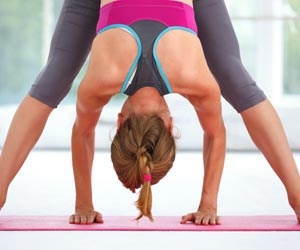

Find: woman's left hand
180;210;221;225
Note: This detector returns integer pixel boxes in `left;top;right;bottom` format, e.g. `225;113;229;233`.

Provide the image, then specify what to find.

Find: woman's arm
181;90;226;225
69;87;111;225
69;106;104;224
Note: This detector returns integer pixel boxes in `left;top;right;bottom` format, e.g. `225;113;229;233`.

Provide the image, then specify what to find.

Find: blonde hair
111;114;176;221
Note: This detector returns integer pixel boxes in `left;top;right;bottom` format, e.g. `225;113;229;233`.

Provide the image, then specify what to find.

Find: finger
80;216;87;225
194;214;205;225
209;218;217;225
180;213;195;224
87;214;95;224
95;213;104;224
200;215;210;225
69;215;75;224
198;215;221;226
74;214;83;224
216;216;221;225
206;215;221;225
69;214;83;224
86;213;103;224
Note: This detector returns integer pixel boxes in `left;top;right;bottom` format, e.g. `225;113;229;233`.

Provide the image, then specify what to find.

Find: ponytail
135;151;153;221
111;114;176;221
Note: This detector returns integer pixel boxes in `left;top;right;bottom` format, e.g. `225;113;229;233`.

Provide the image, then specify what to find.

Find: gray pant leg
193;0;266;112
29;0;100;108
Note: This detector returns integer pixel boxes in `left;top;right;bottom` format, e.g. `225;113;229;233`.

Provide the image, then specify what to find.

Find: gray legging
29;0;100;107
193;0;266;112
29;0;266;112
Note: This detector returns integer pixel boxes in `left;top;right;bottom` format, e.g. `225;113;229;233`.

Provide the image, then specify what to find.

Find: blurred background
0;0;300;151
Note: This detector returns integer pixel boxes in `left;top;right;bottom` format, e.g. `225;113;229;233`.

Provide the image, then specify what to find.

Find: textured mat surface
1;215;299;231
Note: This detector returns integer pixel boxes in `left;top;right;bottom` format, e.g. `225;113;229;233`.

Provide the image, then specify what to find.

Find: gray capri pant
29;0;266;113
29;0;100;107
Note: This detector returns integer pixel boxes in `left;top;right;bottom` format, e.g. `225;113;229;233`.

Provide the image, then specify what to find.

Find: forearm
200;128;226;210
180;123;225;225
71;123;96;211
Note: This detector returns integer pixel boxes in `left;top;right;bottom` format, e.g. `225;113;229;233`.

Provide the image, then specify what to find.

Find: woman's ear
168;116;174;132
117;113;124;130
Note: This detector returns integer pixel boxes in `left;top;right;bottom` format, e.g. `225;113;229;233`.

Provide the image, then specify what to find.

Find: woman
69;0;226;224
1;0;299;224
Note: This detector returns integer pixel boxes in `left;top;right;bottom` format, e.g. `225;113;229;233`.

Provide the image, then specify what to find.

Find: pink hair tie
144;174;152;182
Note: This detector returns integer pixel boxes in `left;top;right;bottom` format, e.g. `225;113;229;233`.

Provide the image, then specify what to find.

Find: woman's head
111;114;176;221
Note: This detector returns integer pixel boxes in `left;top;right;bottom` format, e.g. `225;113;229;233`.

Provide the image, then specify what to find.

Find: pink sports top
96;0;198;34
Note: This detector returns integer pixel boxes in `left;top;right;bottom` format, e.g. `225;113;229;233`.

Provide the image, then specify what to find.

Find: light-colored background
1;0;300;151
1;151;300;250
1;1;300;249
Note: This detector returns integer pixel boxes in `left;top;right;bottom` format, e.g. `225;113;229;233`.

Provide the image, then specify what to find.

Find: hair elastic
144;174;152;182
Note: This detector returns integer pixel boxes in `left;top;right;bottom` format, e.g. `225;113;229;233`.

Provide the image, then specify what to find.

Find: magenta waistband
96;0;198;34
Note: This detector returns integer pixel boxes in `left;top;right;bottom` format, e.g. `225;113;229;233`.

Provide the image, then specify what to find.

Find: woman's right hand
69;209;103;224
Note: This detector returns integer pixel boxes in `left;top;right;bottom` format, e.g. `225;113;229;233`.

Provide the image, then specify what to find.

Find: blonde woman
69;0;226;225
1;0;299;225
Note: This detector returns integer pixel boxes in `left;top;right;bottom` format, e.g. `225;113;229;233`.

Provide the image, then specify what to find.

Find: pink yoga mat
0;215;299;231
